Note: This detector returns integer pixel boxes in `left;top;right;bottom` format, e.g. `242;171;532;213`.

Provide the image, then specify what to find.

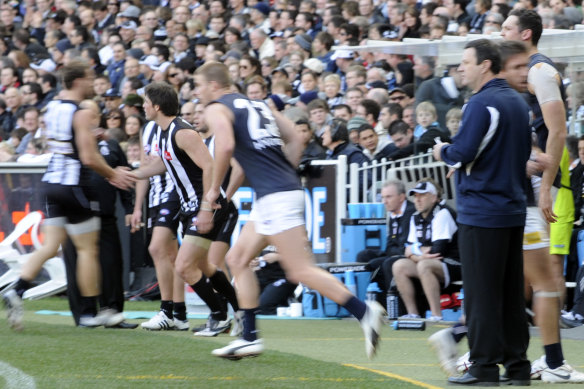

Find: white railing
347;152;455;206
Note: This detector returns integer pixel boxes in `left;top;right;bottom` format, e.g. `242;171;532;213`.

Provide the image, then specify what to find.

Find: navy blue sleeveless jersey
212;93;301;199
525;53;567;152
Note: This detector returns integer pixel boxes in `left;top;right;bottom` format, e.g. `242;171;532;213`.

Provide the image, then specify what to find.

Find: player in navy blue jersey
126;81;240;337
195;62;385;360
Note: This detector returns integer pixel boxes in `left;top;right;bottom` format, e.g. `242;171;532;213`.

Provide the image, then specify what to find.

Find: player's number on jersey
233;98;280;140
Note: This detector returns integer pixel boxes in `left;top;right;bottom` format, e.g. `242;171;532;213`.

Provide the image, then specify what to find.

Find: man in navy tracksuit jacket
434;39;532;385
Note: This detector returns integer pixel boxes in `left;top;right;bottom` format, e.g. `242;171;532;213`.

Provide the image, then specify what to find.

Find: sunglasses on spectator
240;65;250;69
168;73;179;78
485;20;500;24
108;116;121;120
390;95;406;101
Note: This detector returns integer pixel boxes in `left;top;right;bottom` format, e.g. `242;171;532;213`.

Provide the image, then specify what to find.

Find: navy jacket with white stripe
440;78;531;228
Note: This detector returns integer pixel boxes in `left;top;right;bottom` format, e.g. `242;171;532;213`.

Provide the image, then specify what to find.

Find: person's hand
130;209;142;233
432;142;449;162
420;252;443;260
108;166;135;190
539;188;557;223
204;188;222;210
194;209;214;233
526;152;552;177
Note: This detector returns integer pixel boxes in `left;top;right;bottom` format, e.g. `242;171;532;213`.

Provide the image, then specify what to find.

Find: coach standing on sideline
433;39;532;386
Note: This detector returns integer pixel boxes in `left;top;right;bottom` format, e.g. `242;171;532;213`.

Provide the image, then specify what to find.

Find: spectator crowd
0;0;581;168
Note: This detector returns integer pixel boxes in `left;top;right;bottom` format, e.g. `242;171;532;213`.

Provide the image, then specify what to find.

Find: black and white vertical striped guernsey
158;117;205;213
42;100;91;186
142;121;176;207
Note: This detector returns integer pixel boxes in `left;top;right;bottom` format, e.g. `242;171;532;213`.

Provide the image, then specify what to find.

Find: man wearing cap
250;2;271;34
332;50;356;92
294;33;313;59
119;4;141;22
121;94;144;118
119;20;137;46
392;179;460;322
388;87;409;109
433;39;531;386
103;88;122;112
139;55;159;82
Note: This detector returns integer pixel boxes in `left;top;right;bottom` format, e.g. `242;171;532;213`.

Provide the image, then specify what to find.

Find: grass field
1;297;583;389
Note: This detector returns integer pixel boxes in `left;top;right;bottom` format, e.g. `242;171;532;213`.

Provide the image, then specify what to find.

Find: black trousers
64;216;125;325
459;224;530;381
572;264;584;316
258;280;298;315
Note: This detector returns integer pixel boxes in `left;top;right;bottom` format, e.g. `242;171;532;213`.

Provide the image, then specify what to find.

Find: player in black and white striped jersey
3;60;134;330
191;101;245;336
126;82;240;337
131;120;188;331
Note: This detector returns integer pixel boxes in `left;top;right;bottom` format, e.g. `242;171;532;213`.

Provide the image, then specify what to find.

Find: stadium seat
23;257;67;300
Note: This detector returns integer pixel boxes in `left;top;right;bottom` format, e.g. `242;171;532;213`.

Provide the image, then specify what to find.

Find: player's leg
178;235;232;336
171;269;188;330
211;221;267;359
208;241;230;276
141;226;179;330
269;225;385;359
4;221;68;331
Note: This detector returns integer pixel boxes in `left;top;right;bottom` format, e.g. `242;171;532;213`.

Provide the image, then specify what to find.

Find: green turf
2;297;584;389
0;297;418;389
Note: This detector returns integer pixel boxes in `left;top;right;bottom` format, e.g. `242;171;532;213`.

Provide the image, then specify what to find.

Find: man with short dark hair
433;38;531;386
127;81;241;337
358;124;396;161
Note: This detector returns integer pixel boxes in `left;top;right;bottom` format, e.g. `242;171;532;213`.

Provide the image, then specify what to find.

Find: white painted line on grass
0;361;36;389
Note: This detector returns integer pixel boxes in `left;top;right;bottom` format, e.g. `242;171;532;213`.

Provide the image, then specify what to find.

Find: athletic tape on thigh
533;290;562;298
65;217;101;235
183;235;212;249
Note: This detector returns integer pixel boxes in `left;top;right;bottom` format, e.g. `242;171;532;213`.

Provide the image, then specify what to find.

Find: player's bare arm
225;158;245;202
529;63;566;223
131;129;150;232
73;108;134;190
272;109;304;167
204;103;236;206
175;128;215;232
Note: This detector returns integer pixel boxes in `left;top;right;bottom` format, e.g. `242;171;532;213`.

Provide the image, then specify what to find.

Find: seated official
392;179;460;321
252;252;298;315
357;180;415;293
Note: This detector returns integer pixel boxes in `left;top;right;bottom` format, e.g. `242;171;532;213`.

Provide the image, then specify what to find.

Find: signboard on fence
0;170;45;250
230;164;337;264
0;163;339;263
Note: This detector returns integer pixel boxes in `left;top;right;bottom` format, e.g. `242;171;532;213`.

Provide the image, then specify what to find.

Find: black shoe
105;321;139;329
448;372;499;386
500;374;530;386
